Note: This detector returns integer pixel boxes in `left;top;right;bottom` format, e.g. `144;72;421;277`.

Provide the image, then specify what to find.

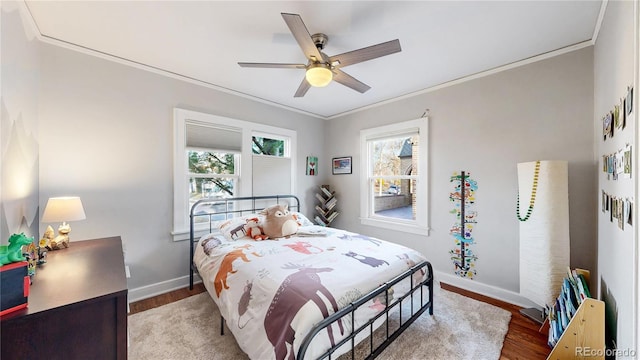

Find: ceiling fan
238;13;402;97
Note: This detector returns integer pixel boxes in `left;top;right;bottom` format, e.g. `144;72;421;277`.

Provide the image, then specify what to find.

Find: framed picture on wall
332;156;352;175
306;156;318;176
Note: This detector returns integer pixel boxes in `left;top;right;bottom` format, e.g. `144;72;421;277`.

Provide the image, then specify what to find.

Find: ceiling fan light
305;65;333;87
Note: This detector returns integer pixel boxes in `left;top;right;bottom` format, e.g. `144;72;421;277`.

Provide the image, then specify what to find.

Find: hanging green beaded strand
516;161;540;222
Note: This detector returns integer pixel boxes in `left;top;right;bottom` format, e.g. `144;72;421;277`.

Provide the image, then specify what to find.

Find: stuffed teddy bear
245;217;268;241
259;204;298;239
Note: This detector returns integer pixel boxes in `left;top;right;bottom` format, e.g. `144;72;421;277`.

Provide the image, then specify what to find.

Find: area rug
128;284;511;360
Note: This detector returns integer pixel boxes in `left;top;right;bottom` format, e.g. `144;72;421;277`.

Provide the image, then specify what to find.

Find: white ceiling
24;1;603;119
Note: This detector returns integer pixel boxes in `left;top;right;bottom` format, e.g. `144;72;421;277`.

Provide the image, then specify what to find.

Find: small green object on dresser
0;233;33;266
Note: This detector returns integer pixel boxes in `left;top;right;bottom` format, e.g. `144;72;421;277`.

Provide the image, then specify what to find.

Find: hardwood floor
129;282;550;359
439;283;550;360
128;282;206;314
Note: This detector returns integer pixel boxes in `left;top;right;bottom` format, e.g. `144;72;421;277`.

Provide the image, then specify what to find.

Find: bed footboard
297;260;434;360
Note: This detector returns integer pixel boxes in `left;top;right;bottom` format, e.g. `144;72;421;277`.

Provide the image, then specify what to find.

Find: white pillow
292;211;314;227
218;214;263;241
199;233;226;256
218;217;248;240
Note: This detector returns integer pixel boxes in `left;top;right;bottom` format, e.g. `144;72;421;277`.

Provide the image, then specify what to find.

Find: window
188;150;239;207
251;132;293;196
360;118;429;235
173;109;296;240
252;134;286;156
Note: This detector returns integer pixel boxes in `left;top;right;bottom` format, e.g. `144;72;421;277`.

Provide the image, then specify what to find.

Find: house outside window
360;118;429;235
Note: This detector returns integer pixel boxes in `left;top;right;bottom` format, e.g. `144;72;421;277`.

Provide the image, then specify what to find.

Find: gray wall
327;47;596;300
37;42;326;298
1;1;40;242
594;0;636;352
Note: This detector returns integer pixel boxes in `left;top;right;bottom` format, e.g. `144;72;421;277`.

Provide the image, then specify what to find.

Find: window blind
252;156;292;196
186;122;241;152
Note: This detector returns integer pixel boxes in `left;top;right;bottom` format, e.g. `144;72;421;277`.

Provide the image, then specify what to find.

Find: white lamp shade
305;65;333;87
42;197;86;223
518;161;570;307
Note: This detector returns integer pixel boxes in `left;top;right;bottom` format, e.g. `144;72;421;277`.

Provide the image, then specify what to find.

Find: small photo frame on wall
332;156;352;175
306;156;318;176
603;112;613;141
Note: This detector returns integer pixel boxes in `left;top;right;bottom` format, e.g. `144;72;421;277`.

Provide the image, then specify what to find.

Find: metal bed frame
189;195;434;360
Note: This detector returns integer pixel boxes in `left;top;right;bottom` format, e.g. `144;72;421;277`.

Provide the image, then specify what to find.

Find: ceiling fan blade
238;62;306;69
333;69;371;93
294;78;311;98
330;39;401;67
281;13;324;63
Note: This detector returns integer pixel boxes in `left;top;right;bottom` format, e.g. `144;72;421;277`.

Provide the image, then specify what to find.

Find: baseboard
435;270;540;309
129;270;539;308
128;274;201;303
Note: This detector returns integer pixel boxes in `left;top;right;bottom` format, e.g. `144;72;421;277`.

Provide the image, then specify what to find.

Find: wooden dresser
1;236;128;359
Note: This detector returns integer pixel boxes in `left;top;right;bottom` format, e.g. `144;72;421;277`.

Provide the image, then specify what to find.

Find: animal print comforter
193;226;429;360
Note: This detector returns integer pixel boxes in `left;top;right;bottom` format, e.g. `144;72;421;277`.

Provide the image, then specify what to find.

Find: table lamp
41;196;86;250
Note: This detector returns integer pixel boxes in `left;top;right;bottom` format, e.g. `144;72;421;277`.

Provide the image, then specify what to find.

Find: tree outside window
252;136;285;156
187;150;238;208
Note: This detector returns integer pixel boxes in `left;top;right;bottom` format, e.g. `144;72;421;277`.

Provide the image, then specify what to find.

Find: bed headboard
190;194;300;223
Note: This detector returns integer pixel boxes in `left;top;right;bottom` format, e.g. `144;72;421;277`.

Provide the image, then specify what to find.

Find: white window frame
173;108;296;241
360;118;429;235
